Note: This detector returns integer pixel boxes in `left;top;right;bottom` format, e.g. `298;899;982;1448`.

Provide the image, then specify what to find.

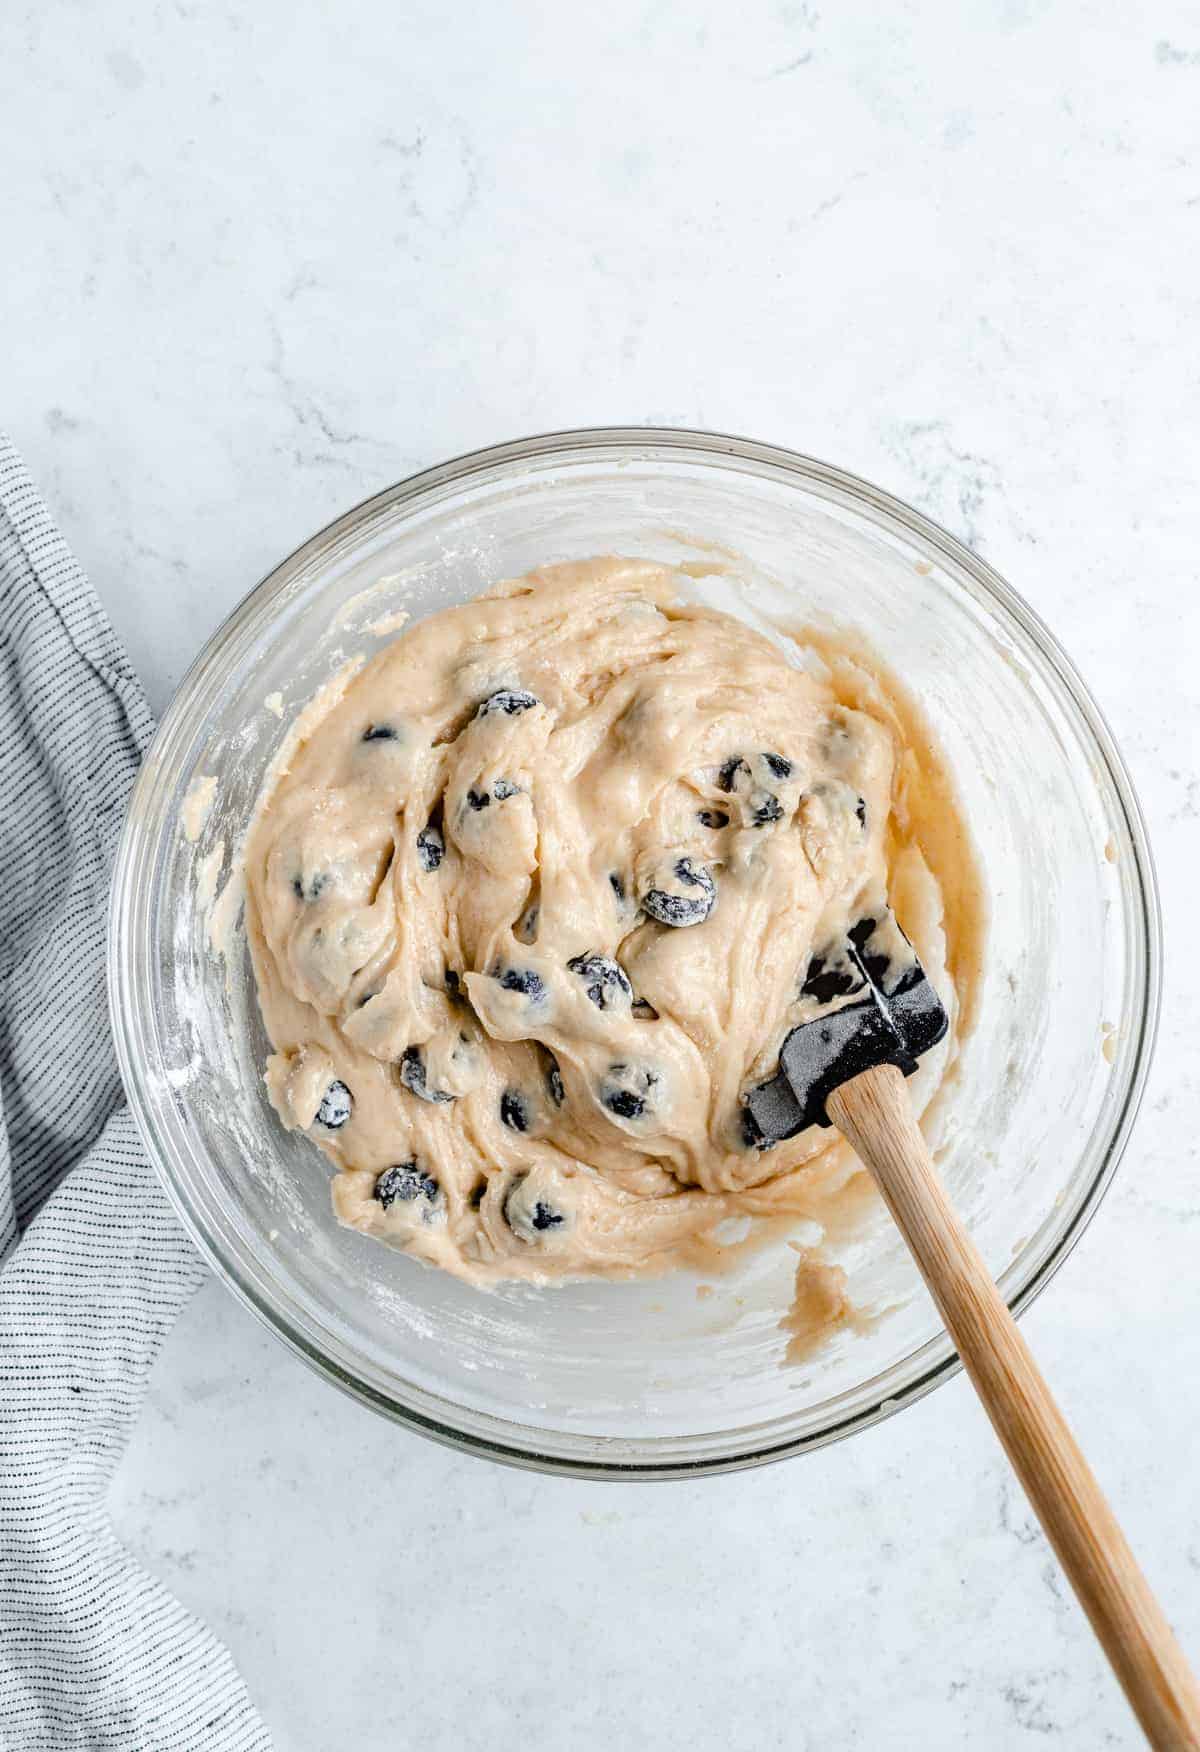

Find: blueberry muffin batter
247;558;966;1285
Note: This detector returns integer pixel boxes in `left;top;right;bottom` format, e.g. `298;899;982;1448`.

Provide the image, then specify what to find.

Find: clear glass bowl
108;429;1160;1479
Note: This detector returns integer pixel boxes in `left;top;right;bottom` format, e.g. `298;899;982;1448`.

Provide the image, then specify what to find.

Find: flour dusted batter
246;558;970;1285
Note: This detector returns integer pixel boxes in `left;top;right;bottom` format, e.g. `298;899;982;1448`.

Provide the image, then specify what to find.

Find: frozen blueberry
362;722;399;743
292;871;329;903
500;1088;531;1133
698;809;730;829
599;1061;659;1121
504;1174;567;1240
719;752;796;828
465;788;492;811
717;756;750;794
519;1197;564;1233
416;824;444;871
399;1045;455;1104
492;777;520;800
315;1080;352;1130
476;689;539;719
373;1161;440;1210
675;857;710;893
545;1053;565;1108
498;967;546;1000
567;953;633;1012
641;857;716;928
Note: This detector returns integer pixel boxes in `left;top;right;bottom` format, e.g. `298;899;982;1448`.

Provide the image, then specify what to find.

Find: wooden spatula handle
827;1063;1200;1751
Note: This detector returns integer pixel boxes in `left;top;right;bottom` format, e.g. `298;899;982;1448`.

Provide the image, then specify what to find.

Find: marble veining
6;0;1199;1745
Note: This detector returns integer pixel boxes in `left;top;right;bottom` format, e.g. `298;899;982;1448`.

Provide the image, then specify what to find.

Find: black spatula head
744;910;948;1147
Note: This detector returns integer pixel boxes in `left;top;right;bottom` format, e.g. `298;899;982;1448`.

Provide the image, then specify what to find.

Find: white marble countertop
6;1;1200;1746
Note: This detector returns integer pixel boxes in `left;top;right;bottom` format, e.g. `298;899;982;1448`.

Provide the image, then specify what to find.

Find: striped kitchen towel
0;435;271;1751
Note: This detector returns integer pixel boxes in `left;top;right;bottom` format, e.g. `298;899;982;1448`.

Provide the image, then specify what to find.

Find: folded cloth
0;435;270;1750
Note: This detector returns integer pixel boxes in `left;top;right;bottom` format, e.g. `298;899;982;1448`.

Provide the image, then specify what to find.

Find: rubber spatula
746;911;1200;1751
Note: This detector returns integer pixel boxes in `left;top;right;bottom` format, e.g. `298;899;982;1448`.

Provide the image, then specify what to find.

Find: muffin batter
246;557;970;1285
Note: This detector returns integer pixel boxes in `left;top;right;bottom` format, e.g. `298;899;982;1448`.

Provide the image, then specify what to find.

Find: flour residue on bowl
196;840;225;909
368;610;411;638
182;773;217;842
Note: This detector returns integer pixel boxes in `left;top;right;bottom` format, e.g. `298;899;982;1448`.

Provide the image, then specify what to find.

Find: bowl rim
108;424;1162;1480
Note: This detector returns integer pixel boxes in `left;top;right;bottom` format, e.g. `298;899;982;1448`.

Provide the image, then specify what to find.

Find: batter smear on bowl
246;558;980;1284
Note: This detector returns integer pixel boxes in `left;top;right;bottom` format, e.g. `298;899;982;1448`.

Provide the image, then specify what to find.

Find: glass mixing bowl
108;428;1159;1479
